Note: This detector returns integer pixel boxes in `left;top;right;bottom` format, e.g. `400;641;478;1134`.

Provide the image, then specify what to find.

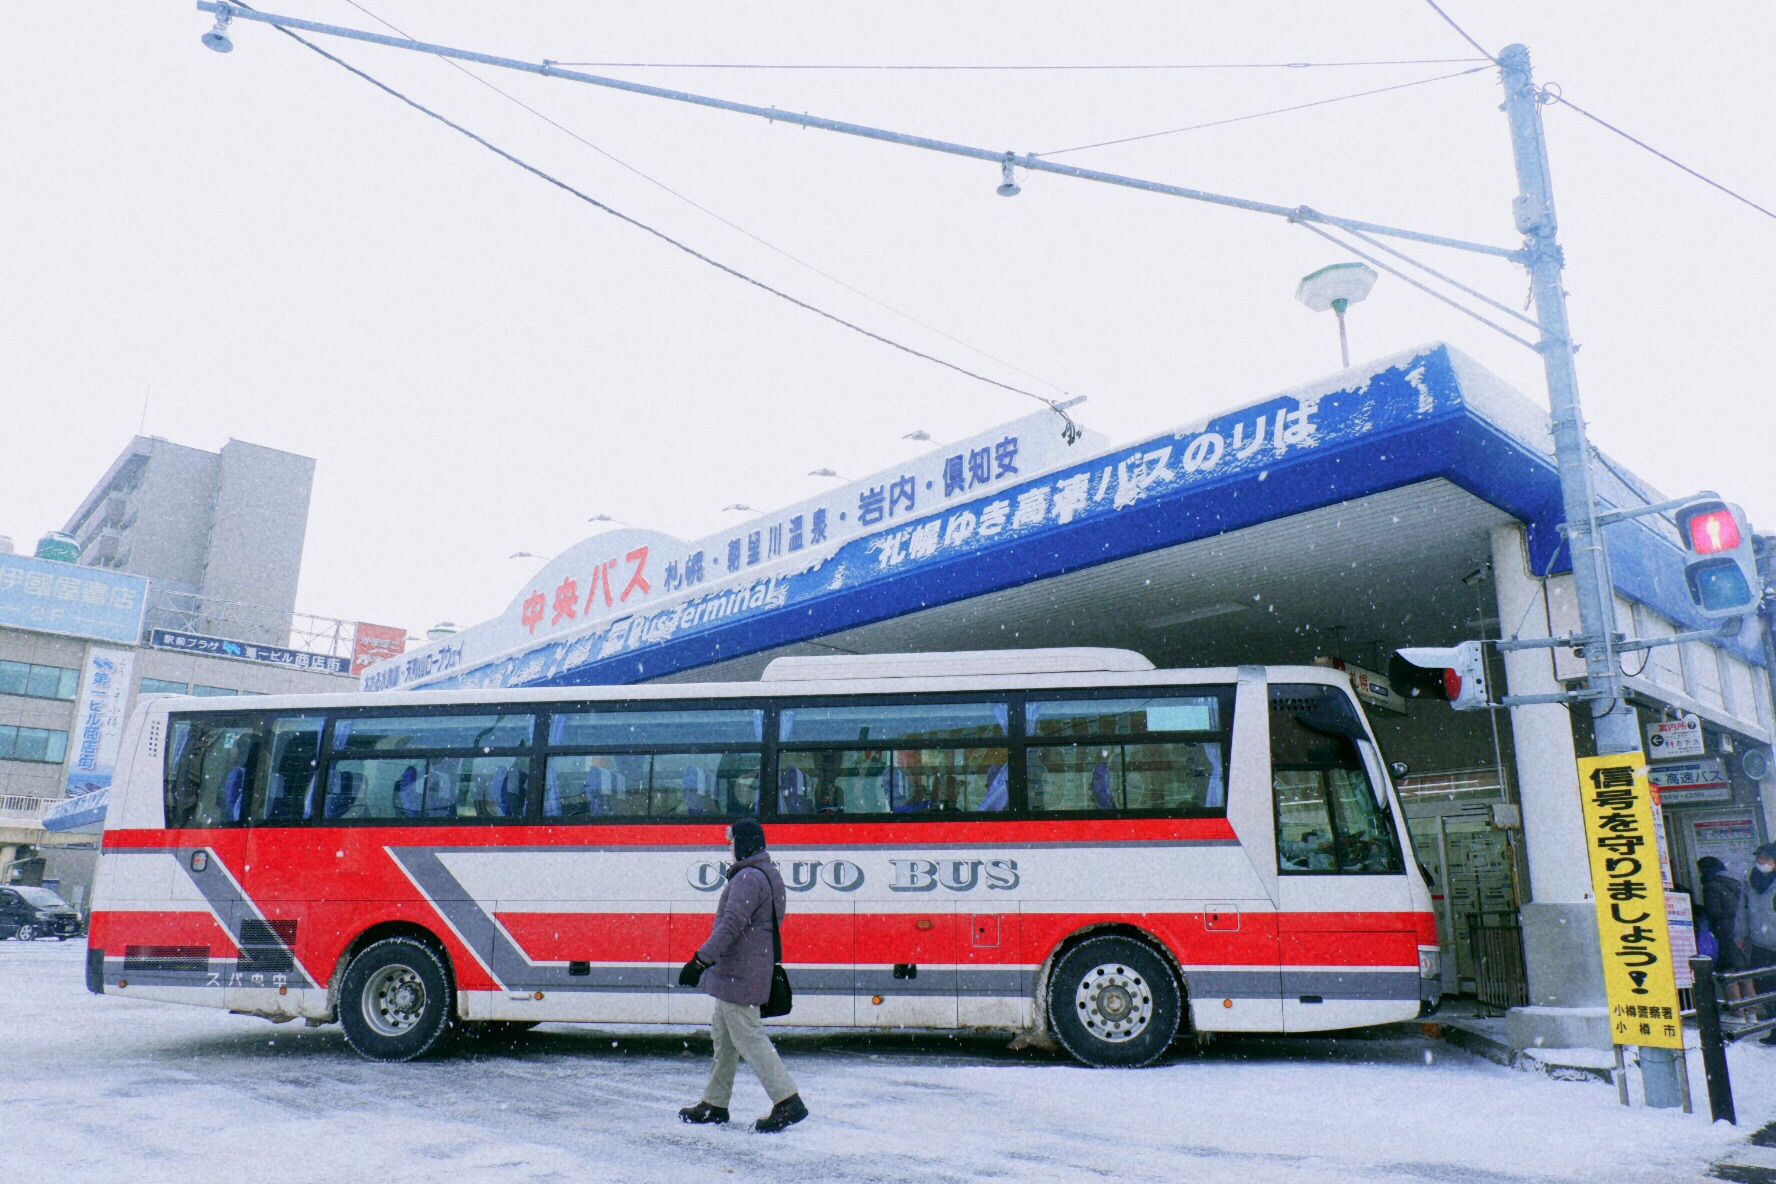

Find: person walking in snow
676;818;808;1132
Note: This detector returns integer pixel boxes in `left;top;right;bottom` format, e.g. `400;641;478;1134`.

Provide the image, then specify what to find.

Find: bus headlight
1418;946;1441;980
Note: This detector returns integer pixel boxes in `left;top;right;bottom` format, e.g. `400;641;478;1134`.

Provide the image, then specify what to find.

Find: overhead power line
258;17;1085;436
340;0;1072;396
1039;66;1489;158
539;58;1491;71
1550;94;1776;223
1420;0;1499;64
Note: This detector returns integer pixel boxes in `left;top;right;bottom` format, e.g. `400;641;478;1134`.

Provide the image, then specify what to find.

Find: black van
0;886;82;940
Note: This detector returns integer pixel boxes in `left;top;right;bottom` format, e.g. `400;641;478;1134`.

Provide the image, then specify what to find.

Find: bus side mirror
1390;761;1410;779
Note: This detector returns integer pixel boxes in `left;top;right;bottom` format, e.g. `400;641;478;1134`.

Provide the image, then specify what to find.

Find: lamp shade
1295;263;1379;313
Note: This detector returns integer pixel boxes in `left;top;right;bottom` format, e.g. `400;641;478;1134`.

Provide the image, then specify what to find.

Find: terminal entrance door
1402;782;1522;1002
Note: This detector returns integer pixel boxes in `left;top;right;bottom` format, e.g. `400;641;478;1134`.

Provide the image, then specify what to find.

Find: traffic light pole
1498;44;1681;1108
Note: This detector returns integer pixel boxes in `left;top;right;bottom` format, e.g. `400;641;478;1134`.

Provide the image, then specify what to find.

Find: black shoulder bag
758;869;794;1019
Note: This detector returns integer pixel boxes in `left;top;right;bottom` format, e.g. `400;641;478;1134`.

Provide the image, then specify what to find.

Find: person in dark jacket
676;819;808;1133
1699;857;1747;973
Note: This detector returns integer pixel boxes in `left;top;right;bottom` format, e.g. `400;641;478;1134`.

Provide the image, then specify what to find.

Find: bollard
1691;955;1736;1125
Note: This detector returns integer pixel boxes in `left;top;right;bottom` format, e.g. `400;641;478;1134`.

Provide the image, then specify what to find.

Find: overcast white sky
2;2;1772;639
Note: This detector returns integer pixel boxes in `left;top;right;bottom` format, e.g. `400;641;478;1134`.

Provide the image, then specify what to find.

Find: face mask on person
1760;861;1776;876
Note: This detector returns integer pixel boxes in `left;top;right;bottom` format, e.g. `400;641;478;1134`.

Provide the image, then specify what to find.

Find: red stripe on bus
89;909;239;957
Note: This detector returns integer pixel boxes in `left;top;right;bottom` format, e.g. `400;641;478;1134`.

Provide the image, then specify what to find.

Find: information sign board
1646;714;1705;759
1576;751;1683;1049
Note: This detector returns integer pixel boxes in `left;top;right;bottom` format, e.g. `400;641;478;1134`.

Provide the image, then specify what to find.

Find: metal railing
0;795;53;825
1688;955;1776;1124
1467;914;1530;1011
146;588;361;657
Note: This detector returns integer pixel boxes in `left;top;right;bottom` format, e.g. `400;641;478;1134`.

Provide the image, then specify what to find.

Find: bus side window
1269;684;1404;875
252;716;323;822
165;717;263;828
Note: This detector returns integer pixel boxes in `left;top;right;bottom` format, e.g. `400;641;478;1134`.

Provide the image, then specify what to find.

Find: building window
141;678;190;696
0;726;70;764
192;685;241;697
0;660;79;702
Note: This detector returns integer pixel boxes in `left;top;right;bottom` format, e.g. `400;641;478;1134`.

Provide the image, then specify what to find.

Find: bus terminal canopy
363;344;1761;694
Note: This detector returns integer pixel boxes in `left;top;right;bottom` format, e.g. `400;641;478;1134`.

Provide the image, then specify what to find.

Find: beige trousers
702;1000;797;1108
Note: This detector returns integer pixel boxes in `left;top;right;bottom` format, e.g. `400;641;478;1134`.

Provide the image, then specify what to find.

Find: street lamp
508;551;544;560
902;431;935;444
1296;262;1378;368
721;504;758;514
808;468;846;480
587;513;628;527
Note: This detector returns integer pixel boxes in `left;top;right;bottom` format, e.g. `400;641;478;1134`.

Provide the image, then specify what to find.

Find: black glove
677;957;707;987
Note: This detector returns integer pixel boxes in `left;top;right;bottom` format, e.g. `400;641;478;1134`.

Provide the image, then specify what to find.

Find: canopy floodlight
902;430;935;443
996;155;1021;198
808;468;845;480
1295;262;1378;368
201;5;234;52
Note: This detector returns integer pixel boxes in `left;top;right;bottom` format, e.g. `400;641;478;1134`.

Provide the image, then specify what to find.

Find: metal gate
1466;913;1529;1011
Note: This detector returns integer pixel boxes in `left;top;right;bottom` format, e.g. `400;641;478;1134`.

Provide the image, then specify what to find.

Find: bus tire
338;937;457;1062
1046;935;1181;1068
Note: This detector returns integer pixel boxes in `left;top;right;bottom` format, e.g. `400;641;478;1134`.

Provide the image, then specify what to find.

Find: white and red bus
86;648;1438;1066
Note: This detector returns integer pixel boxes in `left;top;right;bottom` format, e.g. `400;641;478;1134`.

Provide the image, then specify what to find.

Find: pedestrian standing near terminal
1743;845;1776;1045
677;818;809;1132
1698;857;1749;1001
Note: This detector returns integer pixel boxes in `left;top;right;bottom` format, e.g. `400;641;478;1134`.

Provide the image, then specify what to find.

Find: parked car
0;886;83;940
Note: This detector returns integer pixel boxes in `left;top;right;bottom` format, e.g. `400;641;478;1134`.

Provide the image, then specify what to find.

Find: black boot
678;1101;729;1125
754;1093;808;1134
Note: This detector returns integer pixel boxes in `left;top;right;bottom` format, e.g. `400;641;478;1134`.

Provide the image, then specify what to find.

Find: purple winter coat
696;851;786;1006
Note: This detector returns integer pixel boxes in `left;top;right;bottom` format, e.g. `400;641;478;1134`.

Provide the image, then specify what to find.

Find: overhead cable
539;59;1492;72
1292;220;1539;351
340;0;1072;396
1550;94;1776;223
1419;0;1499;64
259;17;1086;437
1039;66;1489;158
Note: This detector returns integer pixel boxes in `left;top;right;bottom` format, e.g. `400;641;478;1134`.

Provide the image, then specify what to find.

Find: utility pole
1498;43;1681;1109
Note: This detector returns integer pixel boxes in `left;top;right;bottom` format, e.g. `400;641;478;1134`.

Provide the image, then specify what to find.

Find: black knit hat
730;817;767;861
1698;856;1726;877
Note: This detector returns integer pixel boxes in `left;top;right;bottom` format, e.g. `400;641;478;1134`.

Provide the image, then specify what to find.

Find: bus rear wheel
1047;935;1181;1068
339;937;457;1062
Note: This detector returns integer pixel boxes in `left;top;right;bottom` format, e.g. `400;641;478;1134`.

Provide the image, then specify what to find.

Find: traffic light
1674;499;1761;619
1389;642;1490;711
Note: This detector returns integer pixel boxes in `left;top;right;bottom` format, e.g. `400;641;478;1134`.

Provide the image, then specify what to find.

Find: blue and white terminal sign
0;552;146;644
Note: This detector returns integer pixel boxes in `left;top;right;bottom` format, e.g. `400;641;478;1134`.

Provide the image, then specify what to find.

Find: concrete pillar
1490;524;1610;1051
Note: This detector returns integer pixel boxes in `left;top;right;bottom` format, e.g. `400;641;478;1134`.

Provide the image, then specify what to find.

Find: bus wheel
339;937;457;1062
1047;935;1180;1068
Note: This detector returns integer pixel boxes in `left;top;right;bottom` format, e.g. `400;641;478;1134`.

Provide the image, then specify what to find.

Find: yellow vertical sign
1576;752;1683;1049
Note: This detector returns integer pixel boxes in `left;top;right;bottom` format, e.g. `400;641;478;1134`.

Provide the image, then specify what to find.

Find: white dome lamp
426;622;460;642
1295;262;1378;369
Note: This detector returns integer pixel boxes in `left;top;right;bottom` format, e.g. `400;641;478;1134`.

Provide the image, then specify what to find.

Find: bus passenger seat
222;765;248;822
778;767;813;815
392;766;422;817
681;765;718;815
979;764;1009;812
325;771;358;819
1091;761;1115;810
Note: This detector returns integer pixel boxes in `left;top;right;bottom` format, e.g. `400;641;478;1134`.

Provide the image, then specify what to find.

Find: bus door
1268;684;1418;1032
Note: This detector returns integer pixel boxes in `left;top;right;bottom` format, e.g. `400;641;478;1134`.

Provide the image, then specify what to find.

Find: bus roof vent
760;648;1156;682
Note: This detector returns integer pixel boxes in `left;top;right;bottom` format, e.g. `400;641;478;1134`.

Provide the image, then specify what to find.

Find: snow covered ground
1;940;1770;1184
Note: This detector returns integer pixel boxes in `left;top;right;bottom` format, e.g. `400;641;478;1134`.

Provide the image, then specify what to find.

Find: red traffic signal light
1674;500;1760;619
1686;508;1742;554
